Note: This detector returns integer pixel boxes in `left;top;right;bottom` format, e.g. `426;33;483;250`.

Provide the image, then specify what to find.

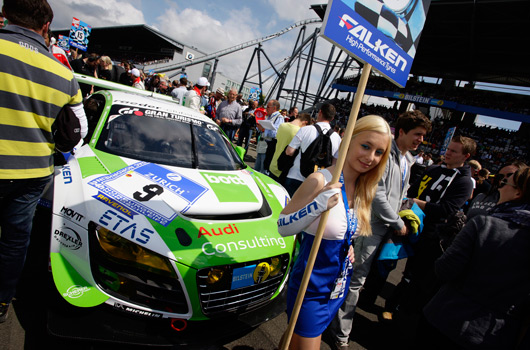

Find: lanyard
339;172;357;244
400;155;407;191
330;173;358;300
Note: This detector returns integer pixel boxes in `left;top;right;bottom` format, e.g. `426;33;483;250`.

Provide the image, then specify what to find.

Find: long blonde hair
349;115;392;236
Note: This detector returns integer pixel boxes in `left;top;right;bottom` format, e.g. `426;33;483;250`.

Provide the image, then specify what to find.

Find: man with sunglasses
383;135;477;325
466;160;527;220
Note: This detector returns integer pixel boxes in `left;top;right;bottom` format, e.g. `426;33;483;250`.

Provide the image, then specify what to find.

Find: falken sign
321;0;431;87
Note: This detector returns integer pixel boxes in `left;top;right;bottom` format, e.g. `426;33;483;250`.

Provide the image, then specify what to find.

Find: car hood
55;146;290;269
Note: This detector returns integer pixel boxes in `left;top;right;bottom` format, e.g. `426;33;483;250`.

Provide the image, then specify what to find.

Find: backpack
52;105;82;153
299;124;335;178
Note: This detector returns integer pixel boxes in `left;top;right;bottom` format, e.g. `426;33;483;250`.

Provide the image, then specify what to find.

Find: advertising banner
69;17;91;51
320;0;431;87
440;126;456;155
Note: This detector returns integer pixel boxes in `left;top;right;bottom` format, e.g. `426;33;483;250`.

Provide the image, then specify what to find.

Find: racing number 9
133;184;163;201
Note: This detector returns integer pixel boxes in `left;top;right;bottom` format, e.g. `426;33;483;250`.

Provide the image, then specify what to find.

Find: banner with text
69;17;91;51
321;0;431;87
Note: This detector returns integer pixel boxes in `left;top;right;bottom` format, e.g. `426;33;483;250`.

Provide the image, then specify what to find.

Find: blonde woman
278;115;392;350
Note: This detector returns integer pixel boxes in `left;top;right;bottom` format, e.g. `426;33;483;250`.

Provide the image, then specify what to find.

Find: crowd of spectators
60;45;530;174
337;75;530;115
326;96;530;174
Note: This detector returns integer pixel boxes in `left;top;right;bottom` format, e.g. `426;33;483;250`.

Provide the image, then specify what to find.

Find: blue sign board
69;17;91;51
321;0;431;87
440;126;456;155
249;87;261;101
57;35;70;52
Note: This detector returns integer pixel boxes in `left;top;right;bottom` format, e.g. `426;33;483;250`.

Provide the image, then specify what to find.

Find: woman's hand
318;182;342;210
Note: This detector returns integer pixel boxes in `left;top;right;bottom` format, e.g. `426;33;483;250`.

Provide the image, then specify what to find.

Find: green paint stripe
50;252;109;307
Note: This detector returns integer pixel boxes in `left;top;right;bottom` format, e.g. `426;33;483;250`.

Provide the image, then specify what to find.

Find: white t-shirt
286;122;342;182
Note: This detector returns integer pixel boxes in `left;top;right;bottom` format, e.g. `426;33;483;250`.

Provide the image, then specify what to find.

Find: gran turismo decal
111;101;206;126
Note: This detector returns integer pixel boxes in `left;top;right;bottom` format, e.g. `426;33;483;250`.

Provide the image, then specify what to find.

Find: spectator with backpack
283;103;342;197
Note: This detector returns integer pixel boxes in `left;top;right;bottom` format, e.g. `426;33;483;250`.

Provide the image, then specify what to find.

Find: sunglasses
496;172;514;182
499;176;517;189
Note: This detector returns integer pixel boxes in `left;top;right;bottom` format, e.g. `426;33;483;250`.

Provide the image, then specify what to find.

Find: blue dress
286;170;358;337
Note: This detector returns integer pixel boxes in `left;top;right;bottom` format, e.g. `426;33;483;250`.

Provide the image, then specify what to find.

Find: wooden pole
279;63;372;350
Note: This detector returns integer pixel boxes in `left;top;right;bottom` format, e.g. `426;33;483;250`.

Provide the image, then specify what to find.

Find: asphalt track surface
1;141;411;350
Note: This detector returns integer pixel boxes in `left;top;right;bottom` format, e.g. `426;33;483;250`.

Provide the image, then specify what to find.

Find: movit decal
201;172;258;203
113;303;163;318
54;226;83;250
198;224;239;238
98;209;155;245
60;206;85;222
202;235;286;256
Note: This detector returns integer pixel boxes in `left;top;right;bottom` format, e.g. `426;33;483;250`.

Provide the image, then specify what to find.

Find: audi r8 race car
41;85;294;346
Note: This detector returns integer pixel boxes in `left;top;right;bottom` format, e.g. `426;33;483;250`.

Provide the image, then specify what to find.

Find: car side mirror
234;145;246;161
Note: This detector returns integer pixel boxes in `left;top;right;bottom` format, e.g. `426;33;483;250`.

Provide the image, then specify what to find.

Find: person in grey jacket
330;110;431;350
418;166;530;350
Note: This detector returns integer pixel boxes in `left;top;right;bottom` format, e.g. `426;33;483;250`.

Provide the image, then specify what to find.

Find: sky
47;0;333;104
46;0;525;130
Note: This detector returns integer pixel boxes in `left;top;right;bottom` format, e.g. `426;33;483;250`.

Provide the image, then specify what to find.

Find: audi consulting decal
201;235;286;256
198;224;239;238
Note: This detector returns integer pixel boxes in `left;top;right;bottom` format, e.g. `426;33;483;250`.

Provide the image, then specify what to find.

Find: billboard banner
321;0;431;87
69;17;91;51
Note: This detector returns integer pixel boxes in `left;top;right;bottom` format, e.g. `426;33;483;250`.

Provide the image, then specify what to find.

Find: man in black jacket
384;135;476;324
237;99;257;155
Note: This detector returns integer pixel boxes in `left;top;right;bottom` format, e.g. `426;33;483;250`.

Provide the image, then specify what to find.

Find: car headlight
95;225;176;277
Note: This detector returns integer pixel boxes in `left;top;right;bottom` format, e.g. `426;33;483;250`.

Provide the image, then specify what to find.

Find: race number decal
89;162;208;226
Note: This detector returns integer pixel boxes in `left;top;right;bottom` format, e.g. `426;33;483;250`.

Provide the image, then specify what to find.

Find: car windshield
95;103;246;171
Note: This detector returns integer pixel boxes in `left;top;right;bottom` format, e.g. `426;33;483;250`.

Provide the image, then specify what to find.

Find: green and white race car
44;88;294;345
